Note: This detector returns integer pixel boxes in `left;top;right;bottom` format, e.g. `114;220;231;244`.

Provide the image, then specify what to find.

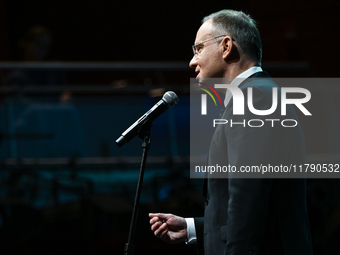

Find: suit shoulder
241;78;280;100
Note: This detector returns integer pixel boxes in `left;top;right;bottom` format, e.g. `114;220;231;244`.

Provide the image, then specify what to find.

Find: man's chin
195;76;229;94
196;74;221;83
197;77;210;84
195;74;201;82
195;74;205;83
196;73;211;83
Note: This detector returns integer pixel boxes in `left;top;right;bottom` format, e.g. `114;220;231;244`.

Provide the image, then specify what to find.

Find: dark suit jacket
194;72;313;255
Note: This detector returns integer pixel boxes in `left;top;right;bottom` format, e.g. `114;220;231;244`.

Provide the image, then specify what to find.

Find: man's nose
189;56;197;68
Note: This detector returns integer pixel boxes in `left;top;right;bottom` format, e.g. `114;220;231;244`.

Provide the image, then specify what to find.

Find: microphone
116;91;179;147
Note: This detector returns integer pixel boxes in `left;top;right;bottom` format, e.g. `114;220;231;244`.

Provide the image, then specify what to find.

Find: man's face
189;19;226;81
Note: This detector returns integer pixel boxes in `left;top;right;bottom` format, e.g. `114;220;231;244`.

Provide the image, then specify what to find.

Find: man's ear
221;36;234;60
222;36;240;62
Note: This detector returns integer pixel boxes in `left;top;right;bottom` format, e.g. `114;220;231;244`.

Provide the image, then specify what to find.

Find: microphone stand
124;120;152;255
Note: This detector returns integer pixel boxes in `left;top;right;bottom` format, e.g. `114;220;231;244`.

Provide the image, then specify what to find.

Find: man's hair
203;10;262;65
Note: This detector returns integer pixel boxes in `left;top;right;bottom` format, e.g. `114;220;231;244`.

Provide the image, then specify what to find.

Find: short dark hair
203;10;262;65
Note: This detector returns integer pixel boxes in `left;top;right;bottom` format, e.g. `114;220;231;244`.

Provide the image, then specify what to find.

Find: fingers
149;213;159;218
149;213;166;219
150;216;158;224
149;214;169;241
149;213;166;226
154;222;168;239
149;213;173;222
151;220;162;232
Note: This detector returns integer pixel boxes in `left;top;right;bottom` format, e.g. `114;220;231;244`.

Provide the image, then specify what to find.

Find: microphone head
162;91;179;107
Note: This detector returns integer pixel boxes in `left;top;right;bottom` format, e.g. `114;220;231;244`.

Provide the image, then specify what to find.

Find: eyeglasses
192;35;235;58
192;35;226;58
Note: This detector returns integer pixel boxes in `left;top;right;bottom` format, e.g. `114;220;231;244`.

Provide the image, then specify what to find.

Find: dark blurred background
0;0;339;254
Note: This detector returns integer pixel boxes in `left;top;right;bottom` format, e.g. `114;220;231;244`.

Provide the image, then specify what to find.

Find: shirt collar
224;66;263;107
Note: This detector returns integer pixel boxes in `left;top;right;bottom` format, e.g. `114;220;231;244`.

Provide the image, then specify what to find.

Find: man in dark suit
149;10;313;255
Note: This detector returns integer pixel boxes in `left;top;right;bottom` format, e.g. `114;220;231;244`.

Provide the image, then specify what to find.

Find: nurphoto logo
200;83;312;116
197;80;312;128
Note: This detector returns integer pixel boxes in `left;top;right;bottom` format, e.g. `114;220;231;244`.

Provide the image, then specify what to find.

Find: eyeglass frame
192;35;235;58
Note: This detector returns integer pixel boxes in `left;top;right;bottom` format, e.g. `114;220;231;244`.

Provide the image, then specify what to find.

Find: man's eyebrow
194;33;215;45
194;39;205;45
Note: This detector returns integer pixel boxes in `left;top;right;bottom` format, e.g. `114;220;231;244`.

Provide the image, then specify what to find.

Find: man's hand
149;213;187;243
